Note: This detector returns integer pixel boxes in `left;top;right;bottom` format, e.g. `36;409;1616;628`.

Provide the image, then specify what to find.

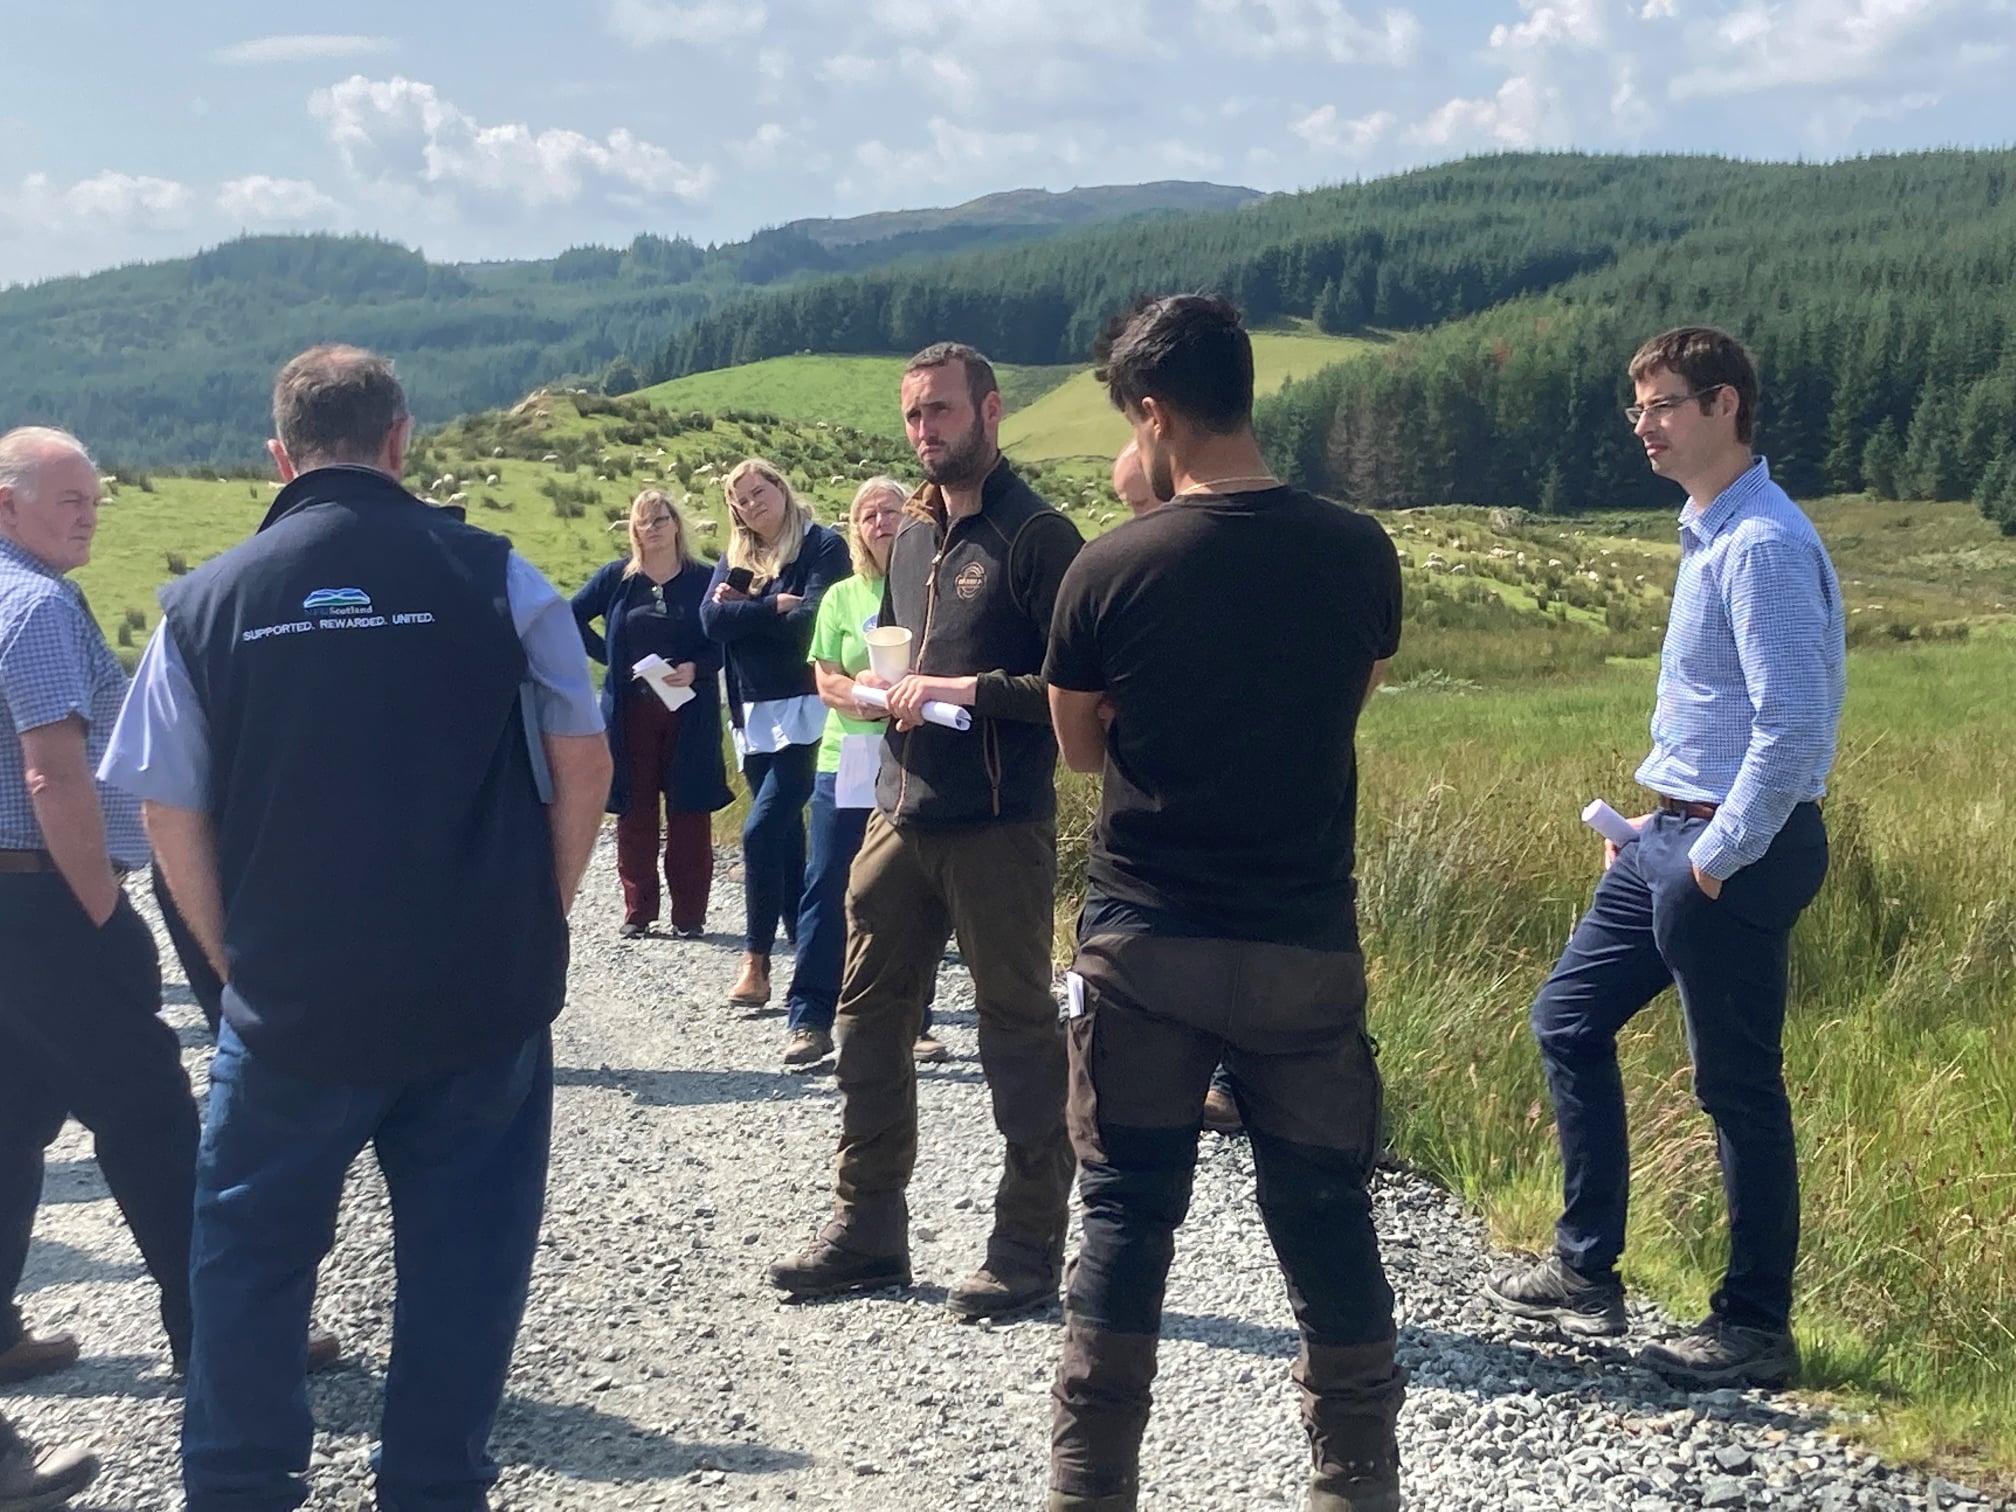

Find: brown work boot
727;953;771;1007
306;1327;342;1374
0;1331;78;1386
1299;1338;1406;1512
949;1231;1062;1322
1047;1492;1137;1512
0;1436;99;1510
1202;1085;1243;1134
911;1032;950;1064
768;1229;911;1300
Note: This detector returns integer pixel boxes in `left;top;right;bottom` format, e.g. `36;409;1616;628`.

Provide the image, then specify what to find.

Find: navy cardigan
571;559;732;816
698;522;850;727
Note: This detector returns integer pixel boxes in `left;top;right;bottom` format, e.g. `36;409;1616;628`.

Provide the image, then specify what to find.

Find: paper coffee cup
864;626;913;682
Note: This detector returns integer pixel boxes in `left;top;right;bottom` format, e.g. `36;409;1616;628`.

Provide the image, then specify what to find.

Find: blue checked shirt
0;535;150;869
1636;457;1846;880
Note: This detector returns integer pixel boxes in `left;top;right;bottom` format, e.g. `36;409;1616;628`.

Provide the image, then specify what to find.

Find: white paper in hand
1582;799;1643;848
848;683;972;731
632;654;696;712
835;732;881;810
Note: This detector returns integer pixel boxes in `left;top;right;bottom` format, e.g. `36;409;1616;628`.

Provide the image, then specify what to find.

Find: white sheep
1449;562;1469;575
447;492;469;506
491;446;504;458
1547;558;1564;569
596;474;609;482
542;453;559;462
696;520;719;536
485;474;500;486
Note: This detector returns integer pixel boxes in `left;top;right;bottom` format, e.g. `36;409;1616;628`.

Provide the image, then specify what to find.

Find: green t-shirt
808;572;888;774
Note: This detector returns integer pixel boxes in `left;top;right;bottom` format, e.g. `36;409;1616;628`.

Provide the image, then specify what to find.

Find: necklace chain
1174;473;1280;497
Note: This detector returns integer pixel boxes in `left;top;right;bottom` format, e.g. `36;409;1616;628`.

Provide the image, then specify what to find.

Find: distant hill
0;181;1255;466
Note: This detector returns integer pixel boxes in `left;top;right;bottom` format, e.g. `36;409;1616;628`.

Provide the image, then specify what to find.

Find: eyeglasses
1624;385;1725;426
640;514;675;529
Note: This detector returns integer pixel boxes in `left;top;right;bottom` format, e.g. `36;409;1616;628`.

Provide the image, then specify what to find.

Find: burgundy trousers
616;694;714;931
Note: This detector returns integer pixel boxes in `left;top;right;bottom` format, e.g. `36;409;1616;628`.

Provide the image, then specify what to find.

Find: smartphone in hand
725;566;756;595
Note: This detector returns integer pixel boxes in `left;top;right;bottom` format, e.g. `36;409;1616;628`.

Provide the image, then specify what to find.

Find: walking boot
0;1333;77;1386
727;953;771;1007
1047;1492;1137;1512
0;1436;99;1511
1299;1338;1406;1512
949;1230;1063;1322
768;1221;910;1300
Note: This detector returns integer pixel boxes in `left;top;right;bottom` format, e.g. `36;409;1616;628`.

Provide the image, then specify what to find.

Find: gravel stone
5;845;2009;1509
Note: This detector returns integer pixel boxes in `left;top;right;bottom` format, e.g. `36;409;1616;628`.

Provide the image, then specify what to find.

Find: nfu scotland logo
303;588;372;614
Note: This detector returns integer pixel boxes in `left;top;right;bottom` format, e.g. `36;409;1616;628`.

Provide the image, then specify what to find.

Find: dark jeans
1051;930;1403;1502
1531;804;1828;1332
155;863;224;1036
615;695;714;932
0;875;197;1359
829;814;1069;1264
182;1023;553;1512
739;742;817;956
786;775;932;1038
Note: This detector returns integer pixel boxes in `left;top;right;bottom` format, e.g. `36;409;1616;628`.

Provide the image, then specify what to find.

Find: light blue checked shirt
1636;457;1845;880
0;535;150;869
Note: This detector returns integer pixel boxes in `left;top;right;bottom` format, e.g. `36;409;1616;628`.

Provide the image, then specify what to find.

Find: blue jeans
182;1023;553;1512
787;774;935;1037
1530;805;1827;1332
741;742;817;955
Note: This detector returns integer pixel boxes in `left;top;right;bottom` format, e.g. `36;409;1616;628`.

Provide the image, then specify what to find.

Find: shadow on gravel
555;1066;828;1106
33;1159;108;1206
492;1395;813;1482
6;1352;177;1401
1162;1312;1838;1436
21;1237;146;1292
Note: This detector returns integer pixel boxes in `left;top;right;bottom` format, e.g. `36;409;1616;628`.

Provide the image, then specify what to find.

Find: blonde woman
780;477;945;1069
700;459;849;1007
571;489;730;938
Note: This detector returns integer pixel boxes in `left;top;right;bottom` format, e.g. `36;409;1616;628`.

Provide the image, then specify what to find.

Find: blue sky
2;0;2011;285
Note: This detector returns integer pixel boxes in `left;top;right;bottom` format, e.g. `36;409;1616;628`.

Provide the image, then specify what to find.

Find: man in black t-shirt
1042;296;1406;1512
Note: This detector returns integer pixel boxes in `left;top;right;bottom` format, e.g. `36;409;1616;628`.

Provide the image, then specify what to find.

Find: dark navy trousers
1531;804;1828;1331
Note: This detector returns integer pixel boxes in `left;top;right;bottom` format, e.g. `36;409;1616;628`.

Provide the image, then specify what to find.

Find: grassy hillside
633;354;1077;442
1001;325;1378;462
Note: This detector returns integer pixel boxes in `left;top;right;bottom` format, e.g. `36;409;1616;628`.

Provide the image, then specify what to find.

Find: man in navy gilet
100;345;611;1512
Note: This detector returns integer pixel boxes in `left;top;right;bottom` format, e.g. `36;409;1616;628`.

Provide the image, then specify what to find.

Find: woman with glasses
572;488;731;939
701;459;850;1009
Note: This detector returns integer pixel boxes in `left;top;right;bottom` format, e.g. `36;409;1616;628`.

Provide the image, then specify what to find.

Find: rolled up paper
850;682;971;732
632;654;697;712
1582;799;1643;847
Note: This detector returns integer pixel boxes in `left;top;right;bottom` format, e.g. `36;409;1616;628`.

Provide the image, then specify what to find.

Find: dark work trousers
182;1024;553;1512
155;863;224;1036
614;695;714;932
1050;930;1404;1504
0;874;198;1360
0;1407;21;1456
827;812;1071;1271
739;742;817;956
1531;803;1829;1332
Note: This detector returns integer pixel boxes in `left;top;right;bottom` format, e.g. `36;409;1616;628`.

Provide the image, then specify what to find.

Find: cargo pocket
1064;982;1107;1166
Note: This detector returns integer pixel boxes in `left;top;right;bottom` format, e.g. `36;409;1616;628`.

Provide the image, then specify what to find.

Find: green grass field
1000;326;1378;462
632;353;1076;441
71;387;2016;1484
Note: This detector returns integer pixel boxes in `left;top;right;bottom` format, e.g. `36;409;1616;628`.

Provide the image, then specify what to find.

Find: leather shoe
171;1326;343;1379
727;953;771;1007
0;1331;79;1385
0;1437;99;1510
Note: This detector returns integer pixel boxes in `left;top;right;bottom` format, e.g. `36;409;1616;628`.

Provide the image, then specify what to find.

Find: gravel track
7;841;2003;1510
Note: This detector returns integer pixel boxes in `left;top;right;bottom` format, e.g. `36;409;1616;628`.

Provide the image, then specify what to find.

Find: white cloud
1671;0;1986;98
605;0;765;47
216;176;340;224
214;34;393;66
817;53;879;84
1411;76;1554;147
849;117;1064;195
1490;0;1608;50
60;171;194;227
1293;105;1396;155
308;75;714;213
1197;0;1423;65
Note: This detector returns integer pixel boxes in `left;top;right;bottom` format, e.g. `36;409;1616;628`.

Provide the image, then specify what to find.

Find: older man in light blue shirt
1486;328;1844;1392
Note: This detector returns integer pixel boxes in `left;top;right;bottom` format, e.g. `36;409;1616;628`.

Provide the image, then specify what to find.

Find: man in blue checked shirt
1485;327;1845;1390
0;427;204;1388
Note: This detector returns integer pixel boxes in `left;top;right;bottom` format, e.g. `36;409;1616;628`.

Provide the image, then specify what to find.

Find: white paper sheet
1581;799;1642;847
848;683;971;731
835;732;882;809
632;654;696;712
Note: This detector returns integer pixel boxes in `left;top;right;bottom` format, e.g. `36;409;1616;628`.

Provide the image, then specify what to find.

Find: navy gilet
158;466;566;1084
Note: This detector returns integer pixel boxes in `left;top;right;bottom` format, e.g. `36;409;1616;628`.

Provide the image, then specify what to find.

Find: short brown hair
1628;327;1758;445
904;342;998;411
272;345;409;463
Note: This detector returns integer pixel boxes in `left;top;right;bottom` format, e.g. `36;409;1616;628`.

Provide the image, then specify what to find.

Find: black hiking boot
1482;1254;1627;1337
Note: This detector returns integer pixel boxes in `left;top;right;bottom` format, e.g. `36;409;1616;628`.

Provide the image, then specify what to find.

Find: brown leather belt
1655;795;1719;821
0;848;56;873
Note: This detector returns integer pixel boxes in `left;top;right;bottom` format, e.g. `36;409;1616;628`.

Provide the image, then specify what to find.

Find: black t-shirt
1045;486;1401;950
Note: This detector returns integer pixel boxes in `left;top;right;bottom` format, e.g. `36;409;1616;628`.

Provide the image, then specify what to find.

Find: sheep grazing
436;475;457;490
1547;558;1565;569
696;520;719;536
1635;574;1648;585
1425;552;1448;569
829;475;845;486
596;474;609;483
542;453;560;462
1449;563;1469;575
491;447;504;458
486;474;500;486
447;492;469;506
